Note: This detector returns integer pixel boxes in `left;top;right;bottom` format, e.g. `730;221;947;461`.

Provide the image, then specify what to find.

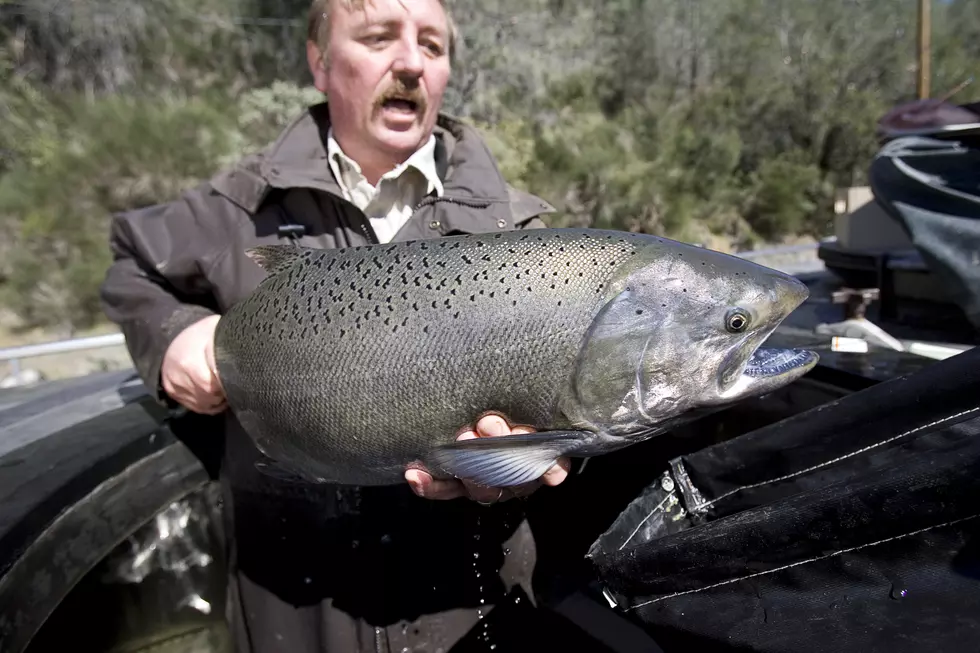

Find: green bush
0;92;239;331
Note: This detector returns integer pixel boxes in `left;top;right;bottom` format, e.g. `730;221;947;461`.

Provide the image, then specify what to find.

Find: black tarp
869;130;980;331
587;345;980;652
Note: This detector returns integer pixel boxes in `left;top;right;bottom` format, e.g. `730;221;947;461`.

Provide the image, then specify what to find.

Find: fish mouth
717;343;818;401
743;347;818;378
717;272;816;398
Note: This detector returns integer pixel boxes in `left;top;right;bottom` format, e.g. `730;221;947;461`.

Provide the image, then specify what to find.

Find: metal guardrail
0;333;126;376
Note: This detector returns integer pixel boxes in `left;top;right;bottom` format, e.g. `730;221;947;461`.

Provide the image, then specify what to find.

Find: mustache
374;80;427;113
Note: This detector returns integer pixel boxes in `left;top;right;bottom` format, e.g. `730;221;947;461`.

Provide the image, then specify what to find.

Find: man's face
310;0;452;166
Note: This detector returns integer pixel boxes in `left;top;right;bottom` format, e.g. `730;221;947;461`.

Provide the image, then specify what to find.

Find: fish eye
725;309;750;333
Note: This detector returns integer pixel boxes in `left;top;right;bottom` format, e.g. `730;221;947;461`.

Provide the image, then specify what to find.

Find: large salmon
213;228;817;487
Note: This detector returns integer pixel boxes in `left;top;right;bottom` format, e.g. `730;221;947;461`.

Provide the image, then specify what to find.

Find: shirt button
430;220;440;229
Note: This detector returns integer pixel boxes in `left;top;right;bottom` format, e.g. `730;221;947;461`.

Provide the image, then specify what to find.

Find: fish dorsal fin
245;245;306;275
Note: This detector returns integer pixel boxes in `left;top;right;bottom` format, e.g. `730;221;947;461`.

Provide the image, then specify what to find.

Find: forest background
1;0;978;337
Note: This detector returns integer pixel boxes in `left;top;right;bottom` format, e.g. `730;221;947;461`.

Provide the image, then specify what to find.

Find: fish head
570;240;818;439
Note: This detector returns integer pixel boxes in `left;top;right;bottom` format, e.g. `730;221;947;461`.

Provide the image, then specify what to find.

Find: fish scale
214;229;646;484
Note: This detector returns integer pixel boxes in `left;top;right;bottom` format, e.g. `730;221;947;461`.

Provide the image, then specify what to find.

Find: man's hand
878;98;980;136
161;315;226;415
405;413;571;503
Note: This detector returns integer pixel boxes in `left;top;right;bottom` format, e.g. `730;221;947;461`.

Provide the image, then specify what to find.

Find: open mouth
743;347;818;378
382;98;419;114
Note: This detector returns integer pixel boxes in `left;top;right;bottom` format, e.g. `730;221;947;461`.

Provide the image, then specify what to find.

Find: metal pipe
0;333;125;362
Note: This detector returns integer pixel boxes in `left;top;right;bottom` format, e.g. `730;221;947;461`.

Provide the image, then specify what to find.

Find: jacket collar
209;101;531;217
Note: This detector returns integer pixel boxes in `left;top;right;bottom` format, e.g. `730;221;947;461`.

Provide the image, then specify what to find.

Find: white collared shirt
326;129;444;244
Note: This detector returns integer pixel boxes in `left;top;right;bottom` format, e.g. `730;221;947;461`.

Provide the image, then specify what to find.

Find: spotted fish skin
213;227;815;487
214;228;654;485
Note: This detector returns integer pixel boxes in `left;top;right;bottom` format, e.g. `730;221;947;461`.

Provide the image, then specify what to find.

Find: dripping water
473;513;496;650
890;584;908;600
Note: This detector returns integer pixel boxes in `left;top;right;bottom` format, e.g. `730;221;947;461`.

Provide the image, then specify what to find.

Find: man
99;0;572;650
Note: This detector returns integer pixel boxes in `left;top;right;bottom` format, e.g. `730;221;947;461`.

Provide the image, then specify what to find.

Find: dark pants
218;417;543;653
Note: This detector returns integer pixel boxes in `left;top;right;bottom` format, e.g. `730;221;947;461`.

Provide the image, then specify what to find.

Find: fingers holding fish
540;455;571;487
404;467;467;500
162;315;227;414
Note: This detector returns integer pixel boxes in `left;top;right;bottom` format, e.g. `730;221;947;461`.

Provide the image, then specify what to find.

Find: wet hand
161;315;227;415
405;413;571;502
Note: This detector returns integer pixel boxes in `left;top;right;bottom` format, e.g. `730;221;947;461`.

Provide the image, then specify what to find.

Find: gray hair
307;0;458;63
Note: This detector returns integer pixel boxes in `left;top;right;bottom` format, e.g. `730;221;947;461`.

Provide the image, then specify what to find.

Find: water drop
475;572;481;578
474;533;481;541
480;598;485;604
401;648;411;653
503;548;511;555
890;586;908;600
473;552;480;559
490;646;497;651
514;596;521;604
304;577;312;584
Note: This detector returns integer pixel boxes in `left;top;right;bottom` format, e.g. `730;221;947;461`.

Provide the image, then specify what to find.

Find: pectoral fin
425;431;592;487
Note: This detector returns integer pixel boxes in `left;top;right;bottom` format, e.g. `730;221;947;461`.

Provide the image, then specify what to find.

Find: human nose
391;36;424;78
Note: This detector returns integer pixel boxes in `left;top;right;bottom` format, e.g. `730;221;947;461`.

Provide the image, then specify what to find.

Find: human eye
420;33;446;57
364;33;390;46
359;25;394;47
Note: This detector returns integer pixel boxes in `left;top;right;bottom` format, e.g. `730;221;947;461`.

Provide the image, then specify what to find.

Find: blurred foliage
0;0;978;331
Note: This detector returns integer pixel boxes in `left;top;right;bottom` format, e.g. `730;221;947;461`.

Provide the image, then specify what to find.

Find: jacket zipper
414;195;492;212
358;216;379;245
